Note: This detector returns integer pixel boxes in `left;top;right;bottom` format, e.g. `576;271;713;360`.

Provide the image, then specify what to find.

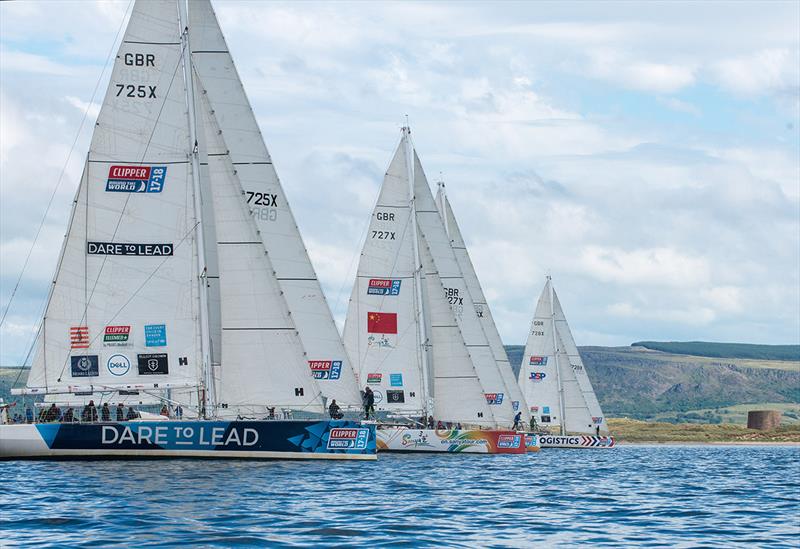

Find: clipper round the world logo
105;165;167;193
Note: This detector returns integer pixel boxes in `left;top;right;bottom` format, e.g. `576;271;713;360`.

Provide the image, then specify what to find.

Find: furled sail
518;278;606;434
188;0;362;407
24;0;202;398
435;186;530;423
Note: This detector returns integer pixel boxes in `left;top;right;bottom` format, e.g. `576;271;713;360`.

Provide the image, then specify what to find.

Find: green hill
630;341;799;361
506;345;800;423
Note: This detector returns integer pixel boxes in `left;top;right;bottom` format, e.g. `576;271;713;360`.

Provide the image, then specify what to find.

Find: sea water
1;445;798;547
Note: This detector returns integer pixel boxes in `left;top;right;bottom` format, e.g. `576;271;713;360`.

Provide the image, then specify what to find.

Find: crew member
62;408;75;423
328;399;343;420
83;400;98;423
101;402;111;422
175;404;183;420
362;387;375;420
160;405;170;417
126;406;138;421
116;403;125;422
513;411;523;431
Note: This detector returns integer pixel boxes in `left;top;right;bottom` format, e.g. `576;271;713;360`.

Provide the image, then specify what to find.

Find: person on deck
362;387;375;420
427;415;434;429
62;408;75;423
83;400;98;423
513;411;522;431
160;405;169;418
328;399;343;420
595;425;600;437
175;404;183;420
100;403;111;422
436;420;444;430
126;406;138;421
116;403;125;422
529;416;538;432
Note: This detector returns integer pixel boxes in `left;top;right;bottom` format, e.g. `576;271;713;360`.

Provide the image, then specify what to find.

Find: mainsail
343;129;503;427
16;0;331;418
435;184;530;423
518;277;608;434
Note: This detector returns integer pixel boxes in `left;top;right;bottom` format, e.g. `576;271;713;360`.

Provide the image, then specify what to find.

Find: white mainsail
188;0;362;407
18;0;329;418
343;130;501;427
518;277;607;434
435;185;530;423
24;0;202;399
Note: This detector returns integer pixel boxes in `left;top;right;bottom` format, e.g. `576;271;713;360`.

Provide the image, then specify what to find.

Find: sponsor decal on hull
11;420;377;457
537;435;616;449
377;428;526;454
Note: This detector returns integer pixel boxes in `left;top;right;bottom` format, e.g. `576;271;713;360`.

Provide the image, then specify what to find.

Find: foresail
412;153;515;427
188;0;361;407
553;288;608;434
437;189;530;422
420;233;495;426
343;140;426;415
518;281;563;431
27;0;202;397
197;88;324;416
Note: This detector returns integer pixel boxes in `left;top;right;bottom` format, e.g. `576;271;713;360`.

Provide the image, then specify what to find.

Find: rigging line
54;220;200;383
0;0;134;331
58;52;185;385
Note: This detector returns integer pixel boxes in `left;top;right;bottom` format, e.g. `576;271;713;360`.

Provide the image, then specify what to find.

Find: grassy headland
609;418;800;443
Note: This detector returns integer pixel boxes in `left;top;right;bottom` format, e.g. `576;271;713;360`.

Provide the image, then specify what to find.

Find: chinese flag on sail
367;312;397;334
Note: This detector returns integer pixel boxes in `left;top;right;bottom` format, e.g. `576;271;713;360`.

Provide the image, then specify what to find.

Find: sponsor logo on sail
70;326;90;349
367;279;401;296
70;355;99;377
106;354;131;376
512;400;520;411
103;325;130;346
137;353;168;375
386;390;405;403
389;373;403;387
87;242;173;256
543;406;551;414
592;416;603;425
530;372;546;381
105;165;166;193
144;324;167;347
529;356;548;366
326;428;370;450
497;434;522;449
308;360;342;380
485;393;504;405
367;373;382;384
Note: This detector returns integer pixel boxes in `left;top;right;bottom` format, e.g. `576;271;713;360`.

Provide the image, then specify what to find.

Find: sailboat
342;128;524;454
0;0;375;460
434;183;539;452
518;277;614;449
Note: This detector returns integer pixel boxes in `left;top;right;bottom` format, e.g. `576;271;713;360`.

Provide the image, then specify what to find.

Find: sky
1;0;798;367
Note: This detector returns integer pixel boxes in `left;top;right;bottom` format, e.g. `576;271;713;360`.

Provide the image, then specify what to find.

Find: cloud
587;50;696;93
712;48;800;97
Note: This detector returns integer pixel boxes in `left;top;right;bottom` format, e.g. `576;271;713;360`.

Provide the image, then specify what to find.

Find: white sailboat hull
0;420;377;460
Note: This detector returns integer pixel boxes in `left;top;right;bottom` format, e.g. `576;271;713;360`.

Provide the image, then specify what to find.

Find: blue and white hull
0;420;377;461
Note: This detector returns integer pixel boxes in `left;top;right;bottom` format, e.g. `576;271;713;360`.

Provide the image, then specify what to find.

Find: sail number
531;330;544;336
371;231;395;240
246;192;277;206
124;53;155;66
116;84;157;98
533;321;544;326
443;287;464;306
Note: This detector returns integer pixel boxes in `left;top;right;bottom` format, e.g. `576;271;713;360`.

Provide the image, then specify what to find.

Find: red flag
367;312;397;334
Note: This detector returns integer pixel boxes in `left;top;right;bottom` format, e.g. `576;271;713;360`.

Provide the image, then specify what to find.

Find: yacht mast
404;125;432;419
179;0;214;418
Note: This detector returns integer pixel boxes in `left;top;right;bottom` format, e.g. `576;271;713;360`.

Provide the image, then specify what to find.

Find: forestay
189;0;362;407
436;186;530;423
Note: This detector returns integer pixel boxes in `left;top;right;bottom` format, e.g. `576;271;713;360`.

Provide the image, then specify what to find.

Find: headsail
435;185;530;422
24;0;202;399
188;0;362;407
413;155;515;427
518;278;606;434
